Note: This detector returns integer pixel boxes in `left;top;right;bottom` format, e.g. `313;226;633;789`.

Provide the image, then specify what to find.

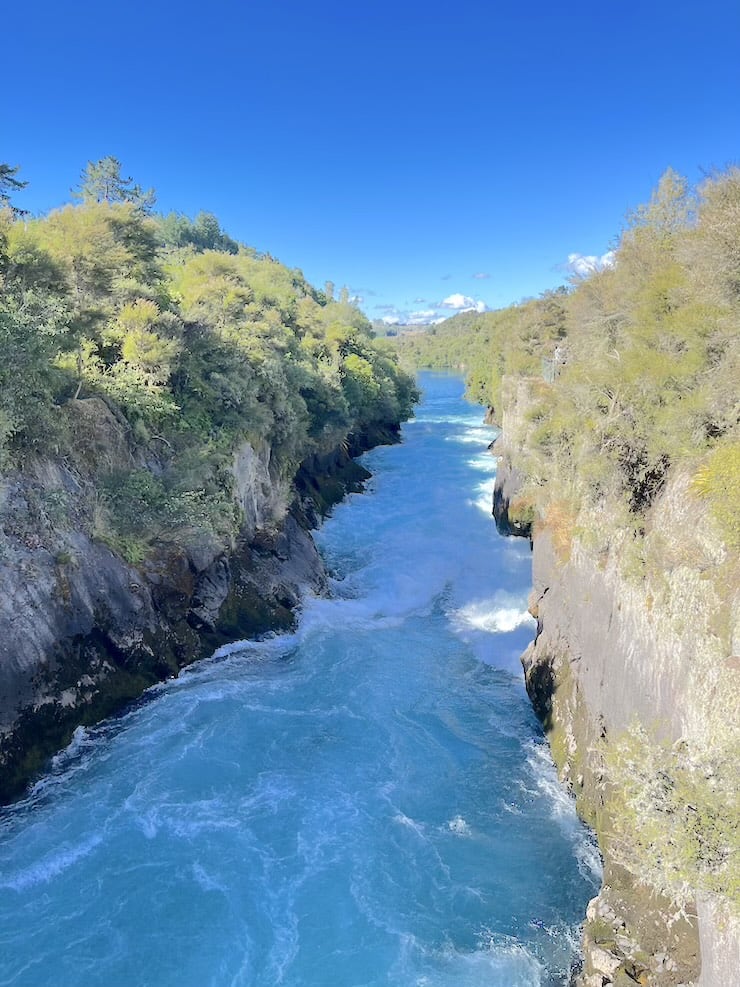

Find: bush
692;441;740;548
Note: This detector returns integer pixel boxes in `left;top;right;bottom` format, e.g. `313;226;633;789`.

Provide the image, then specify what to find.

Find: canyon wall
493;376;739;987
0;395;394;803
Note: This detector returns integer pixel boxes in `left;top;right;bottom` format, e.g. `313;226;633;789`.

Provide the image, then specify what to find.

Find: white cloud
407;309;440;325
378;306;454;327
472;272;490;280
440;292;475;309
374;296;490;327
566;251;616;278
439;293;489;313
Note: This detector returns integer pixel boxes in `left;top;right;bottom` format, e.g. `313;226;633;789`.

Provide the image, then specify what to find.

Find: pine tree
74;156;156;212
0;162;28;216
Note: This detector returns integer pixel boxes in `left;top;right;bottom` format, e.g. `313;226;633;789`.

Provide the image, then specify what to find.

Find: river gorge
0;372;599;986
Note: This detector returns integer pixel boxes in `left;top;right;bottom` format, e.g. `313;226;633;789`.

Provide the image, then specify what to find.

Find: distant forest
398;167;739;547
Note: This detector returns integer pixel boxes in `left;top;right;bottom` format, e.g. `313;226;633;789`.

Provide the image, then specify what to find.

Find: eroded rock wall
493;376;739;987
0;398;396;803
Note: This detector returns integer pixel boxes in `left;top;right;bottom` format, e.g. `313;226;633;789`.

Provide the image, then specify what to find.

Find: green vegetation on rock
0;158;418;558
692;442;740;550
604;725;739;907
398;166;739;546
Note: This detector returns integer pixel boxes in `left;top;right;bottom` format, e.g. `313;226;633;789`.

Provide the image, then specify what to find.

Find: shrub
692;441;740;548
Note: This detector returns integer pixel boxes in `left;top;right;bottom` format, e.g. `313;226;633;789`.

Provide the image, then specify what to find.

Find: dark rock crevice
492;456;533;538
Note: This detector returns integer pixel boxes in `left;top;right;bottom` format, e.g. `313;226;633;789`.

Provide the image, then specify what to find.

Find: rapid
0;372;599;986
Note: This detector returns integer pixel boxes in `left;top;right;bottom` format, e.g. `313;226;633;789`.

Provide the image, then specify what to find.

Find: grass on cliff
692;442;740;550
603;725;740;911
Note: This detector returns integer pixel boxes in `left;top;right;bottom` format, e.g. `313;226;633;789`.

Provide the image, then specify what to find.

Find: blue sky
3;0;739;324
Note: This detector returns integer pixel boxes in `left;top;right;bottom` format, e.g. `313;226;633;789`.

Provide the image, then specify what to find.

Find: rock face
491;443;532;538
0;403;399;803
523;530;704;986
490;379;536;539
492;377;740;987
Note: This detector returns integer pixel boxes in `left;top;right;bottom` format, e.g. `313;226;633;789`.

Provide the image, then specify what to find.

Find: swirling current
0;372;600;986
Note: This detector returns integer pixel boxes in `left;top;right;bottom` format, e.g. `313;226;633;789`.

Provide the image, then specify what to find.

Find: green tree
74;157;156;212
118;299;181;383
156;211;239;253
0;162;28;216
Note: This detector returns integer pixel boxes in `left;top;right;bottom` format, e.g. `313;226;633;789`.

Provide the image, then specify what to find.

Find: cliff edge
493;376;739;987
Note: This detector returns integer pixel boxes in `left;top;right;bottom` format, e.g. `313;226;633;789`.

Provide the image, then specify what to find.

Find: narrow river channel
0;372;599;987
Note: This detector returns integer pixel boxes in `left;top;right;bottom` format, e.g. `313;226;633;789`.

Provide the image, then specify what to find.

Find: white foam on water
237;700;362;722
264;906;300;987
525;742;602;884
447;424;497;446
450;592;535;636
447;433;489;444
166;804;244;840
467;453;498;473
414;414;490;427
210;629;297;663
447;814;472;836
501;799;525;816
297;593;410;635
575;835;603;883
20;721;123;806
468;476;496;514
525;918;584;980
525;743;575;824
457;603;532;634
392;929;543;987
0;832;103;891
393;812;428;839
192;861;230;895
50;725;90;768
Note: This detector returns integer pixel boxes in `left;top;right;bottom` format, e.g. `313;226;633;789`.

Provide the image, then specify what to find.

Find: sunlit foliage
0;159;417;551
398;167;739;535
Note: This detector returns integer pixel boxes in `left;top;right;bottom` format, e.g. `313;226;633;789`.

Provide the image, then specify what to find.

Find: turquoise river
0;372;600;986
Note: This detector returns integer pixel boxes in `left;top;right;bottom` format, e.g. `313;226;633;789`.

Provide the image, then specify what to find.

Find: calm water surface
0;372;599;986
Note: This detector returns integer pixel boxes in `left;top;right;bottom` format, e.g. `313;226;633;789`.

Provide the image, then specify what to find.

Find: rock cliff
0;397;396;804
492;376;739;987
